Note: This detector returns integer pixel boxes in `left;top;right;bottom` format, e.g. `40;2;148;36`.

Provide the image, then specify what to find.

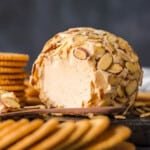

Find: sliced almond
108;64;123;74
142;106;150;112
94;71;108;89
136;108;146;114
125;80;138;96
118;68;128;79
140;112;150;118
97;53;113;70
118;37;131;51
104;42;115;53
73;47;89;60
129;92;137;105
118;50;130;61
130;52;139;62
88;32;99;39
1;98;20;109
107;34;117;43
125;62;139;73
116;97;128;104
114;115;126;120
99;93;113;106
108;76;121;86
117;86;124;97
128;71;142;86
98;99;112;107
73;35;87;45
94;43;105;58
113;55;124;66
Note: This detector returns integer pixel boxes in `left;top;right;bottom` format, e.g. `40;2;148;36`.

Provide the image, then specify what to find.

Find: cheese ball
30;27;143;109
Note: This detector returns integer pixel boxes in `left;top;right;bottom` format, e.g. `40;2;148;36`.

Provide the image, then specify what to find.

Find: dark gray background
0;0;150;70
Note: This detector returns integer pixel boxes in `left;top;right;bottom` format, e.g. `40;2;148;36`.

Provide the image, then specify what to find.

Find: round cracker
0;67;24;74
0;119;43;149
25;88;39;97
13;91;25;97
70;116;110;149
55;119;91;150
134;101;150;107
0;85;26;91
84;125;131;150
0;53;29;61
30;121;76;150
25;97;42;105
0;119;29;139
0;120;15;131
0;61;28;67
0;79;24;85
8;119;58;150
137;92;150;101
0;72;29;79
110;141;136;150
17;96;26;106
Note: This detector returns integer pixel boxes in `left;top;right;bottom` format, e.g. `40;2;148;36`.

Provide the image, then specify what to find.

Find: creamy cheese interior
41;53;96;108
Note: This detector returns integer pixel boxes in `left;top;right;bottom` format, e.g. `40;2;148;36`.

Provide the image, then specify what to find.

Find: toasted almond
142;106;150;112
114;115;126;120
128;71;142;86
73;35;87;45
108;64;123;74
125;62;138;72
118;68;128;79
118;37;131;51
73;47;89;60
118;50;130;61
130;52;139;62
98;99;112;107
107;34;117;43
88;32;99;39
117;86;124;97
104;42;115;53
125;80;138;96
1;98;20;109
140;112;150;118
129;92;137;105
94;43;105;58
108;76;121;86
97;53;113;70
113;55;124;66
116;97;128;104
136;107;146;114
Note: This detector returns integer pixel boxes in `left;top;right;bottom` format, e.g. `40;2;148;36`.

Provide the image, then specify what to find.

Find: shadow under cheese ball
30;27;143;111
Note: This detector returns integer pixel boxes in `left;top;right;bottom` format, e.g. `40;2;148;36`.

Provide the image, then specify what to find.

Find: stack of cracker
133;91;150;118
0;52;29;105
0;116;135;150
24;79;42;105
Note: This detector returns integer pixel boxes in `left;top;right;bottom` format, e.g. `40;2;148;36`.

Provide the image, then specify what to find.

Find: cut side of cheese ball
30;27;143;109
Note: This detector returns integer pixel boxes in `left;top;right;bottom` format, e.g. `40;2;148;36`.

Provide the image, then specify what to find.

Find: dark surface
137;148;150;150
0;0;150;71
112;118;150;147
